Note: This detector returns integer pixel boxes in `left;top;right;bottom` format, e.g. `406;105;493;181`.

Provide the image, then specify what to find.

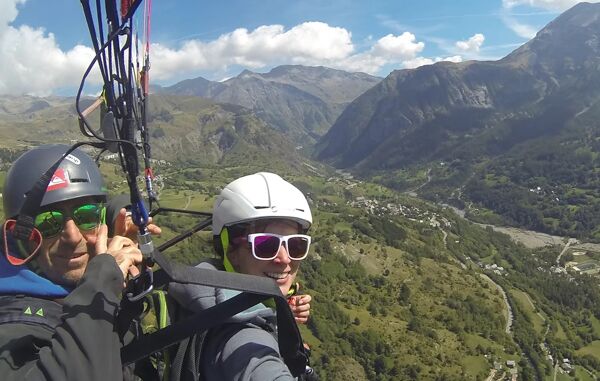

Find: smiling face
227;219;304;296
35;196;101;286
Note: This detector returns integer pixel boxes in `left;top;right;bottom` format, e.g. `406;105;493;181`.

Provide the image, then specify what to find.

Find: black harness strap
169;335;191;381
120;250;308;377
168;324;207;381
121;286;265;363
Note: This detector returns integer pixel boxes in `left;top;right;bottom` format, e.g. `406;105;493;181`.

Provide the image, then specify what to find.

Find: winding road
437;221;513;334
556;238;578;266
480;274;514;334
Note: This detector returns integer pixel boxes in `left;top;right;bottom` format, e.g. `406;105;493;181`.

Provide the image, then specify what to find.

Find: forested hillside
125;164;600;381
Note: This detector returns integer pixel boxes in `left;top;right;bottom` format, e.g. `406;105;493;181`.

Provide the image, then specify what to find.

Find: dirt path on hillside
484;369;496;381
481;274;513;334
406;168;431;197
183;195;191;210
556;238;577;266
522;291;548;335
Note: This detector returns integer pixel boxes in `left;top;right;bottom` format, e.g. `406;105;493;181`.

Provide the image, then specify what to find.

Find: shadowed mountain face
315;2;600;170
146;95;308;171
155;65;381;148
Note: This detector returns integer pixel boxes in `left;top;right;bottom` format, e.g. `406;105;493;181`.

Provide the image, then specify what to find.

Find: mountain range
154;65;381;149
317;2;600;169
315;2;600;239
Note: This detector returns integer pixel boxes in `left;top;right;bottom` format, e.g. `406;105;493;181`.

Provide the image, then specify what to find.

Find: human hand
289;294;312;324
93;224;143;284
113;207;162;242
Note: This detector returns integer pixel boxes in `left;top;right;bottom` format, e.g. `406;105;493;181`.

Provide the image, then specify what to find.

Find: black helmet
3;144;107;218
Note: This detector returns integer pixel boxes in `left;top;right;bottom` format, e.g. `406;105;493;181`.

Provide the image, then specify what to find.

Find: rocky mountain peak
316;2;600;169
502;2;600;72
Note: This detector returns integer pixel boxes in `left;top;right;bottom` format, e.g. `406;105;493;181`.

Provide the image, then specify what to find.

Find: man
0;144;143;380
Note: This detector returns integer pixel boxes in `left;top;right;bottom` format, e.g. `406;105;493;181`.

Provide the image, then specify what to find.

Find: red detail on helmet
47;168;70;192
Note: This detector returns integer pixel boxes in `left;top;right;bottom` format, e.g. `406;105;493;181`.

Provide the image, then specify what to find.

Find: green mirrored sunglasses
34;203;106;238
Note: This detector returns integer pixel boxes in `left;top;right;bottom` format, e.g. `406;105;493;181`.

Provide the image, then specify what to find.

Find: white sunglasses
242;233;311;260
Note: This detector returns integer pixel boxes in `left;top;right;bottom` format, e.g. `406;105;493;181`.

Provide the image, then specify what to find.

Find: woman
169;172;314;381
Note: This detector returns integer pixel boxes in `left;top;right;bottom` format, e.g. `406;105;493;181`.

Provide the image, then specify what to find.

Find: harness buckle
125;266;154;301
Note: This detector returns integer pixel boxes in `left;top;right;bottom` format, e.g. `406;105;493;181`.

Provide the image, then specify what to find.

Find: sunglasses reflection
34;203;105;238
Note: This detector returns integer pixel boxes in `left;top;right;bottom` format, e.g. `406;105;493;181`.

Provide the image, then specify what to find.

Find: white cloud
330;32;426;74
502;0;600;11
440;55;463;63
402;57;434;68
502;15;539;39
0;0;97;96
151;22;354;80
153;26;429;80
0;2;455;95
455;34;485;53
0;0;22;31
371;32;424;59
403;55;462;69
501;0;600;39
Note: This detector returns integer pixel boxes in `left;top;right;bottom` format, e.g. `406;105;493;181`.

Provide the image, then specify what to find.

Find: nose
60;219;83;243
273;243;291;264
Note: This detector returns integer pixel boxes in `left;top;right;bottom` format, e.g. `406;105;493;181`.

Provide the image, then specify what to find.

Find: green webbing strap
220;228;236;273
154;291;170;381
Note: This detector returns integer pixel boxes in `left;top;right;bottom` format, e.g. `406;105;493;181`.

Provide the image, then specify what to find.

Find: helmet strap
287;282;299;297
220;228;236;273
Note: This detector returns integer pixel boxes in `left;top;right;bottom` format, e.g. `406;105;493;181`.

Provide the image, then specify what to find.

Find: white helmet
212;172;312;235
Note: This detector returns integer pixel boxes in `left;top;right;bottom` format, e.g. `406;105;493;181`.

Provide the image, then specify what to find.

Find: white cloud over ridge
501;0;600;39
502;14;539;39
503;0;600;11
151;22;355;80
0;2;464;95
403;55;462;69
455;34;485;53
151;26;429;82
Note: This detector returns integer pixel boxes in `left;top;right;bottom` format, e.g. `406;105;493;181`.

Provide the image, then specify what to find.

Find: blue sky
0;0;591;95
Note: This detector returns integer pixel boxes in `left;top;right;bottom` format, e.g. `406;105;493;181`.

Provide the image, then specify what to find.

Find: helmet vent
70;178;90;183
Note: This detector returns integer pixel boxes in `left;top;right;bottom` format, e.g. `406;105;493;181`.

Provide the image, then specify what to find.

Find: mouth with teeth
265;271;290;280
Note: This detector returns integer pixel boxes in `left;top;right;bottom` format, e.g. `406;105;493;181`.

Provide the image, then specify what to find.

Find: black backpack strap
134;357;161;381
121;249;309;377
117;296;145;339
168;329;208;381
169;336;190;381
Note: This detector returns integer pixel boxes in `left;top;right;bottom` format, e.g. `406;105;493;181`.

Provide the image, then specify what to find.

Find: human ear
227;247;241;267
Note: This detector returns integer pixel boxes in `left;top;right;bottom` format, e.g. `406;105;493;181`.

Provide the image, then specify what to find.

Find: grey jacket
0;254;129;380
168;261;295;381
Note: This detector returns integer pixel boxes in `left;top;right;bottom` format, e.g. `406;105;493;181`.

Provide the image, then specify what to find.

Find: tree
398;283;411;305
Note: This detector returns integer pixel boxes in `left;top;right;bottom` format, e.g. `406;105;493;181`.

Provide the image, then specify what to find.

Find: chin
278;280;294;295
279;286;291;296
59;269;86;286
